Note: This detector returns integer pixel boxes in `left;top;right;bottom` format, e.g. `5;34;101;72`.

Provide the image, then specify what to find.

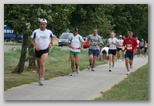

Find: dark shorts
35;48;49;58
88;49;99;57
125;51;134;60
108;49;116;55
140;46;144;50
144;47;147;53
117;48;122;51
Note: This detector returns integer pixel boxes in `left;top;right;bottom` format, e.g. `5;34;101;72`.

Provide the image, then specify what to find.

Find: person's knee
71;59;75;64
40;62;45;68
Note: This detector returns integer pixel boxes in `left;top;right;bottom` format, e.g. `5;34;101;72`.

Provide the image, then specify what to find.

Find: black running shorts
35;48;49;58
108;49;116;55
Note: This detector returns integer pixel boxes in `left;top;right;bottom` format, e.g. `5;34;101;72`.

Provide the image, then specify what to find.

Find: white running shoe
70;72;75;76
88;65;91;70
109;67;112;72
38;80;44;86
40;77;44;81
126;71;130;75
130;64;133;69
76;67;80;74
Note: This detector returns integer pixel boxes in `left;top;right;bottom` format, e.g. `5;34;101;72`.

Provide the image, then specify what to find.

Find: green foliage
110;4;148;41
4;4;148;40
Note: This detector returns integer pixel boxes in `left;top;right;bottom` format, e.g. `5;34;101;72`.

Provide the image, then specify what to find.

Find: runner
107;32;118;72
122;35;126;60
100;46;109;62
144;40;148;57
30;18;54;86
66;28;84;76
134;36;140;57
116;35;123;61
123;31;137;75
87;29;102;71
139;39;145;57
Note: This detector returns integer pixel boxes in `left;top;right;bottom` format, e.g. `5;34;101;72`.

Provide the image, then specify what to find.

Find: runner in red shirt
123;31;137;75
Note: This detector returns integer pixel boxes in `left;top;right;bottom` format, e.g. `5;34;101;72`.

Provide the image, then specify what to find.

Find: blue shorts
125;51;134;60
88;49;99;57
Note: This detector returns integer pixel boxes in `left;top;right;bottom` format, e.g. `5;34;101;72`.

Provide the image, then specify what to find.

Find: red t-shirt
123;37;137;52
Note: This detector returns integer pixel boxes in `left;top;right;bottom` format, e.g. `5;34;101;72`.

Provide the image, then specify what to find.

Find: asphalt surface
4;56;148;100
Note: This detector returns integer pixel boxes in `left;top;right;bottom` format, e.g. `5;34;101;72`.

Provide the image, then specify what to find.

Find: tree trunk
28;44;36;66
12;34;28;74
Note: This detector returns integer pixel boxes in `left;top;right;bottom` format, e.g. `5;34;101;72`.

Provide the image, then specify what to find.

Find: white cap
40;18;47;23
119;35;122;37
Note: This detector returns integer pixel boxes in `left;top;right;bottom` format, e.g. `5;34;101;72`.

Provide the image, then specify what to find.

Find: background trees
4;4;148;73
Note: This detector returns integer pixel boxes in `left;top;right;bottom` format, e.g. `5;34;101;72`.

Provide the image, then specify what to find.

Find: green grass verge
95;63;148;100
4;47;104;90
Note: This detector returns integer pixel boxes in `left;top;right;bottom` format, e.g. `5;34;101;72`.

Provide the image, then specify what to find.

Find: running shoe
38;80;44;86
76;67;79;74
126;71;130;75
88;65;92;70
40;77;44;81
130;64;133;69
70;72;75;76
91;68;95;71
109;68;112;72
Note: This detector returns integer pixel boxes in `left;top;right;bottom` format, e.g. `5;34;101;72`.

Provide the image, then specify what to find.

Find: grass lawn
4;47;104;90
95;63;148;100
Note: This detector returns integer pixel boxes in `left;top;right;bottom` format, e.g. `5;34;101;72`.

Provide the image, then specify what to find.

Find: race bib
127;44;132;50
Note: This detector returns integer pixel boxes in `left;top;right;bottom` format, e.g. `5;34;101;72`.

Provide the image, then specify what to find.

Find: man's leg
36;58;41;77
75;54;80;74
40;53;48;78
125;57;129;72
125;52;130;75
70;54;75;72
92;56;97;68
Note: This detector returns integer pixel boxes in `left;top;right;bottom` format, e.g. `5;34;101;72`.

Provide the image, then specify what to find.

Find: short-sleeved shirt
117;39;123;48
137;40;140;47
100;47;109;56
67;34;84;52
108;37;118;50
139;41;145;47
87;34;102;50
31;29;53;50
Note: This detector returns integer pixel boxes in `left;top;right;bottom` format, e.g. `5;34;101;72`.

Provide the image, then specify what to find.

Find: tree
70;4;115;37
4;4;76;73
110;4;148;41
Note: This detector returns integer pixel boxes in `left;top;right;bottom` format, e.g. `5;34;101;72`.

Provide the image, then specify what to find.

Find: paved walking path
4;56;148;100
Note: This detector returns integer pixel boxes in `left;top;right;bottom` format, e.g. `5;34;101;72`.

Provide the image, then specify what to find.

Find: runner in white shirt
107;32;118;72
66;28;84;76
30;18;54;86
100;47;109;62
116;35;123;61
134;36;140;57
